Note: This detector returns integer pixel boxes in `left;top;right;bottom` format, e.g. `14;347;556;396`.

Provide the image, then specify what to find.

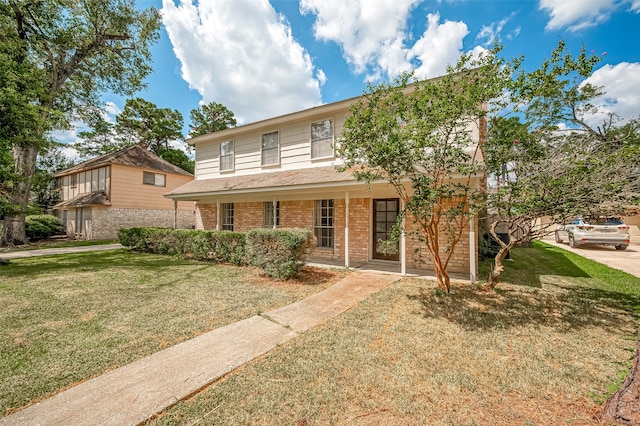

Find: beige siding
195;111;349;180
109;165;193;211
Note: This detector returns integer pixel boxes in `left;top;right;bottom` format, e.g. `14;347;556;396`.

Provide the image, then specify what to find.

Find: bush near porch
117;227;316;279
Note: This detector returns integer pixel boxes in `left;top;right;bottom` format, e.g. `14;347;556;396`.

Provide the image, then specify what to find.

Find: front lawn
149;241;640;425
0;250;344;416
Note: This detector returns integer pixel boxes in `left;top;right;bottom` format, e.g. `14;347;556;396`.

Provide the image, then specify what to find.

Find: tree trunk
0;144;38;247
601;329;640;425
483;244;511;291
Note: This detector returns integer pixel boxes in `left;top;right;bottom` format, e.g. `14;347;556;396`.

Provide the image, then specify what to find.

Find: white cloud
539;0;616;31
582;62;640;124
301;2;483;81
632;0;640;12
162;0;323;124
410;13;477;79
300;0;419;79
476;13;515;46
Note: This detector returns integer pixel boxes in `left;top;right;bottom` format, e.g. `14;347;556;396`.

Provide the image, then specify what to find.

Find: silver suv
555;217;630;250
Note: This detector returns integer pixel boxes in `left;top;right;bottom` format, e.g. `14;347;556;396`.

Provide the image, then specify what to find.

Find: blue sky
61;0;640;155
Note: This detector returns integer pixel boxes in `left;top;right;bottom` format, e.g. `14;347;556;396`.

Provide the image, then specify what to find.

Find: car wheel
569;235;579;248
555;231;562;243
615;244;628;251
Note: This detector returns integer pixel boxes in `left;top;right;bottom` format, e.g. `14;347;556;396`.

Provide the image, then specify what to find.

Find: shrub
117;228;247;265
246;228;316;279
25;214;64;241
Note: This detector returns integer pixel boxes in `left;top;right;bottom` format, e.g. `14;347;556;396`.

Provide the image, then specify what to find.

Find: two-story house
165;95;481;279
53;145;195;240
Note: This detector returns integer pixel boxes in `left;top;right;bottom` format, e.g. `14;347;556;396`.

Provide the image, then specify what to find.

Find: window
143;171;166;187
261;131;279;166
221;203;234;231
264;201;280;228
69;174;77;187
220;140;234;171
311;119;334;159
314;199;334;248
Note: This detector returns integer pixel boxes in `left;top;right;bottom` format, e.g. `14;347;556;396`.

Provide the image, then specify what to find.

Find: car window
595;217;623;225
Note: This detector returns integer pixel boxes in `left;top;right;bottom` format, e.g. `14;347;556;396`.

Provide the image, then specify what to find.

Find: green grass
0;250;343;416
148;241;640;425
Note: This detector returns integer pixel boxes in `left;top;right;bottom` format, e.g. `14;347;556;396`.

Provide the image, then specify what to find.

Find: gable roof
54;145;193;177
53;190;111;209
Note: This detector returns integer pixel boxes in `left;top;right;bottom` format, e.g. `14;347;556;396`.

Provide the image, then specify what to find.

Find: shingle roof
53;191;111;209
54;145;193;177
165;166;358;198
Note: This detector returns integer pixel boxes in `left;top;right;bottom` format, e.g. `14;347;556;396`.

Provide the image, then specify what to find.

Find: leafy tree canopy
189;101;237;138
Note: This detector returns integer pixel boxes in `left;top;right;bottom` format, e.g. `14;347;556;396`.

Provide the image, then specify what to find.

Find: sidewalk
0;243;124;259
0;270;398;426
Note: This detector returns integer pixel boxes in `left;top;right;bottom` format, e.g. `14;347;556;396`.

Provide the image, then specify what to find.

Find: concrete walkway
0;270;398;426
0;243;124;259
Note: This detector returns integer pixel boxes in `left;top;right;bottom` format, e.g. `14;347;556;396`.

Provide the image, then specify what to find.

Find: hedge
117;228;246;265
118;227;317;278
25;214;65;241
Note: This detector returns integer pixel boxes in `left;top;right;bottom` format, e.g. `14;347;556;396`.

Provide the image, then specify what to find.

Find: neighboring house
165;95;482;279
53;146;195;240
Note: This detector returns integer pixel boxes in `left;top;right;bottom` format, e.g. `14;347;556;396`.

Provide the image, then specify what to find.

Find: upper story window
69;174;77;188
264;201;280;228
311;119;334;159
220;140;234;171
143;171;166;187
261;131;279;166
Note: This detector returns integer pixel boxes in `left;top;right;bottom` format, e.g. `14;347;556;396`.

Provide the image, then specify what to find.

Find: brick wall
192;197;476;274
90;207;195;240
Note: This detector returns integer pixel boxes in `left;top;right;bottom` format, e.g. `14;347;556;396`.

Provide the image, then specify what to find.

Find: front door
373;198;400;261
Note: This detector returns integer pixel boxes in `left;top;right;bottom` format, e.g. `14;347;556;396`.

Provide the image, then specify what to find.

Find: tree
338;50;511;292
189;101;237;138
482;41;640;289
76;97;194;173
0;0;160;246
30;147;75;213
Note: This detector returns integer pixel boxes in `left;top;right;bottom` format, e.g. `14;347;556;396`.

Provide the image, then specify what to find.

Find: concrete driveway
542;237;640;278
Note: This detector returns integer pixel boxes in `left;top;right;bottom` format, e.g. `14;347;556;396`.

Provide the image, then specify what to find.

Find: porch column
216;200;220;231
400;199;406;276
272;197;277;229
173;200;178;229
344;192;350;269
469;216;476;283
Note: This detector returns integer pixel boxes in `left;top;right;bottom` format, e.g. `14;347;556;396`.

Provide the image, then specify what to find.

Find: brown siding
109;164;193;211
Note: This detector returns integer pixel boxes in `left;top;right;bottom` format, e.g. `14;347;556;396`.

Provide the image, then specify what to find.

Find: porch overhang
53;191;111;209
163;166;396;202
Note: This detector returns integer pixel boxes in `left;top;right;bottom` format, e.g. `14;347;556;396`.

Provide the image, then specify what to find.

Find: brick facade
195;197;475;274
64;207;195;240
